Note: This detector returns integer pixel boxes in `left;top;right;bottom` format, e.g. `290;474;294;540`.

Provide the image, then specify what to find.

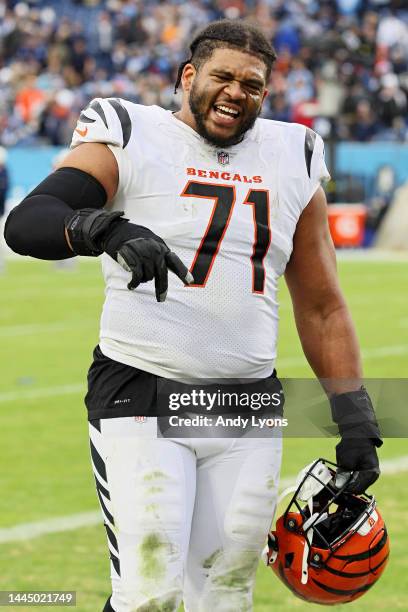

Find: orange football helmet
264;458;389;605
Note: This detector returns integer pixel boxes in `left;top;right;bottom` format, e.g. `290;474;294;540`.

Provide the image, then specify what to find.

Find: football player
4;19;382;612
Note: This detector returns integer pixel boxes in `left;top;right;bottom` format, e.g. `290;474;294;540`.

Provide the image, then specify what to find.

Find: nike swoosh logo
75;126;88;137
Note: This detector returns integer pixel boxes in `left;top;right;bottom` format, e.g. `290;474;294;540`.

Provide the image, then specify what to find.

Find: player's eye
213;75;227;82
245;83;263;94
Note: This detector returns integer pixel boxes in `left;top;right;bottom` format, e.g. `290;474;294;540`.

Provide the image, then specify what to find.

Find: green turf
0;258;406;610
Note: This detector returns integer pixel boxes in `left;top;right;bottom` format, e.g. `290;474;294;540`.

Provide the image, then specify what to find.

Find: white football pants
89;417;282;612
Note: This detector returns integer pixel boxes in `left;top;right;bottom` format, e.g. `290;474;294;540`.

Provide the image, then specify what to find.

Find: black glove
115;237;194;301
65;208;193;301
330;386;382;494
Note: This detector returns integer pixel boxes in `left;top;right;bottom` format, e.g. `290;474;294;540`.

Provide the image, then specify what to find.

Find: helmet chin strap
262;532;278;567
277;485;297;505
301;498;314;584
301;497;330;584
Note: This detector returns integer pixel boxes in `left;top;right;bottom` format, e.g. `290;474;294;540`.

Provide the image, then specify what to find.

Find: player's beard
188;81;260;148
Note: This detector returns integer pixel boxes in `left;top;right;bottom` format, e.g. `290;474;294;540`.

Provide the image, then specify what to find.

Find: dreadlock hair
174;20;277;93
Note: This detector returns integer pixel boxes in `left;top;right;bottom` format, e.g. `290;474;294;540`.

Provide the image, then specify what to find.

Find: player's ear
181;63;196;92
258;88;269;113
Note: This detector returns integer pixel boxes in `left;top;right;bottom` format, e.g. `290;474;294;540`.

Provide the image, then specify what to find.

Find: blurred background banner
5;146;63;206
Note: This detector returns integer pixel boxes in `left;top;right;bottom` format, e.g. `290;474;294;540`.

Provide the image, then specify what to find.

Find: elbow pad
4;167;107;260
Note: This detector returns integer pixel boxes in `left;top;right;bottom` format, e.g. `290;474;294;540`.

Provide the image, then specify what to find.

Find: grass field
0;257;407;611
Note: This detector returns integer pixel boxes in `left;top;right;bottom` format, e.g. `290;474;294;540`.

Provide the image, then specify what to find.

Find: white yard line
361;345;408;358
0;512;101;544
0;320;96;337
0;384;85;403
279;344;408;368
0;455;407;544
279;454;408;489
335;250;408;262
0;287;102;300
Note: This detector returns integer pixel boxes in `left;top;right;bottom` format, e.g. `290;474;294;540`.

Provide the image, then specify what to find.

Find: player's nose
223;80;246;100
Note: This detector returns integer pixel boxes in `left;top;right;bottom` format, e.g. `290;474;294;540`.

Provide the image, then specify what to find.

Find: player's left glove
330;387;382;494
64;208;193;302
115;237;193;300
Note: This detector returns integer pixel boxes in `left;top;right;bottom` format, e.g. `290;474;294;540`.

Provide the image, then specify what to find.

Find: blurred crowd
0;0;407;147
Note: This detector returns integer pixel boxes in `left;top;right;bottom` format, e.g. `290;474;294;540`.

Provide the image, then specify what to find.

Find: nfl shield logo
217;151;229;165
135;416;147;423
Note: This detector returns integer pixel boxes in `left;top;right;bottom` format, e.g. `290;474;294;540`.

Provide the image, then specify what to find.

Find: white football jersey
71;98;329;379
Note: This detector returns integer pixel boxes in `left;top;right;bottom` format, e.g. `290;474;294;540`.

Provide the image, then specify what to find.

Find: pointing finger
165;251;194;285
154;256;168;302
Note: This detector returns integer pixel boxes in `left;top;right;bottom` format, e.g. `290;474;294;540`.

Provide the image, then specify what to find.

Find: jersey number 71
181;181;271;294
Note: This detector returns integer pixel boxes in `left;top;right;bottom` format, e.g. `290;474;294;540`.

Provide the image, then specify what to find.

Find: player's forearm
294;301;363;395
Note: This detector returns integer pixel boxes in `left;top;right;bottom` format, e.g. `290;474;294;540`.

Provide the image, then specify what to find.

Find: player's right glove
64;208;193;302
330;386;382;494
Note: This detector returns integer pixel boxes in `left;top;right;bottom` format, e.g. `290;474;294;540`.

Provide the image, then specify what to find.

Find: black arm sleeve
5;194;75;260
4;167;107;260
